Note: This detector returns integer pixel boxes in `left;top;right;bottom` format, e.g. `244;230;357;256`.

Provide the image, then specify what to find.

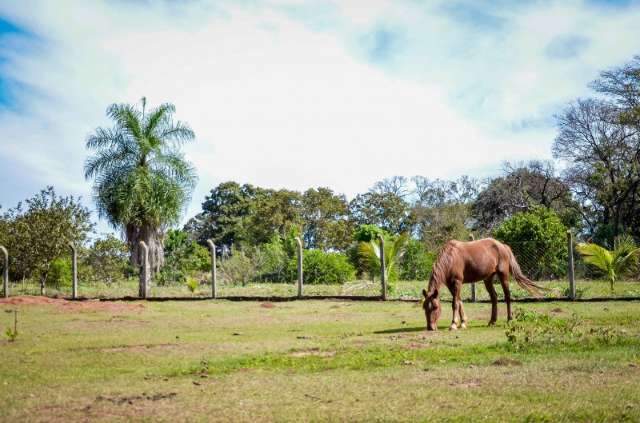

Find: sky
1;0;639;235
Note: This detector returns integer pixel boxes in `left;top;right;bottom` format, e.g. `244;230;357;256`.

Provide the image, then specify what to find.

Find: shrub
399;239;435;281
219;248;257;286
48;257;72;288
494;207;567;279
84;235;130;284
288;250;355;284
158;229;211;285
254;235;289;282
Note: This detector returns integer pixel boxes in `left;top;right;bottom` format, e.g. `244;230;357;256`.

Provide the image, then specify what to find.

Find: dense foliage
494;207;568;279
0;187;93;292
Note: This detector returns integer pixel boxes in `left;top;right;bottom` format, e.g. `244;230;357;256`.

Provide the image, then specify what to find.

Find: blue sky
1;0;639;235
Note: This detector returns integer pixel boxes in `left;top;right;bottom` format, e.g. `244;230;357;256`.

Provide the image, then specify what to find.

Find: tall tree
349;191;411;235
472;161;578;232
184;182;262;248
553;99;639;243
245;189;303;245
301;187;351;251
84;98;196;273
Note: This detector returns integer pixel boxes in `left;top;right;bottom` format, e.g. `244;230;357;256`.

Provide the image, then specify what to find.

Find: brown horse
421;238;543;331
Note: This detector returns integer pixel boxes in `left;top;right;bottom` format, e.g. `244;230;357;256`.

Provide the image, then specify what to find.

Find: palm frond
577;243;612;271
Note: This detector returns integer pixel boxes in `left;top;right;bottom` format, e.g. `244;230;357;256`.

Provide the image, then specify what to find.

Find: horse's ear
422;288;428;299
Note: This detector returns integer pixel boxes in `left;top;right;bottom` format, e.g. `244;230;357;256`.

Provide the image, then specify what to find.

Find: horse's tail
506;246;546;297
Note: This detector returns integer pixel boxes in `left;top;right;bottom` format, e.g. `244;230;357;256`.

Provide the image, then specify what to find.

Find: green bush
494;207;568;279
84;235;129;284
399;239;435;281
158;229;211;285
49;257;72;288
219;248;256;286
254;235;289;282
288;250;355;284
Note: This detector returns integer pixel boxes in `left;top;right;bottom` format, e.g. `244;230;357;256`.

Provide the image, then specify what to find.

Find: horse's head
422;288;441;331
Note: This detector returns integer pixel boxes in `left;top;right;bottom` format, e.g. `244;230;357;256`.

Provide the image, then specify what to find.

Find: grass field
1;296;639;421
9;278;640;301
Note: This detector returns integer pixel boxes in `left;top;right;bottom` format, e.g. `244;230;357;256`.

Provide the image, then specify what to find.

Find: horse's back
456;238;505;282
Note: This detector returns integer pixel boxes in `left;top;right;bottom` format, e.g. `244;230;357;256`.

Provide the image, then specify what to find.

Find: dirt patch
449;379;481;388
289;347;336;358
95;392;177;405
551;307;563;313
0;296;145;313
260;302;276;309
492;357;523;366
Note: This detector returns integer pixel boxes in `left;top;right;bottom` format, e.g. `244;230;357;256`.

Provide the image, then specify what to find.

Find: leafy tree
412;175;480;207
254;235;289;282
349;191;411;235
84;235;129;284
301;187;351;251
185;182;262;247
84;98;196;274
494;207;567;279
410;176;479;249
353;224;387;243
414;203;471;251
399;239;435;281
577;235;640;291
245;189;303;245
157;229;209;284
473;161;578;231
0;187;93;293
554;57;640;244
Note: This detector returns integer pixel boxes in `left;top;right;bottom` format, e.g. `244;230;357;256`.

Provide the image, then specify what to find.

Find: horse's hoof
487;321;496;327
449;323;458;331
460;322;467;329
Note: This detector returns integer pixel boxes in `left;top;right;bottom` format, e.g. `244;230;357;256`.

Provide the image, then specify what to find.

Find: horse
421;238;544;331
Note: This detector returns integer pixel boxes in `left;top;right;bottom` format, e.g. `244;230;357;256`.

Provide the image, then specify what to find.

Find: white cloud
0;0;639;232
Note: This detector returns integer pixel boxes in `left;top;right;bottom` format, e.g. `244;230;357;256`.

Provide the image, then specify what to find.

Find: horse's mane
427;242;456;295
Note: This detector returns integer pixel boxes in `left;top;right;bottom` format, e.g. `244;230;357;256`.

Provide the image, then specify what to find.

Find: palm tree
577;235;640;291
85;98;197;274
358;233;409;285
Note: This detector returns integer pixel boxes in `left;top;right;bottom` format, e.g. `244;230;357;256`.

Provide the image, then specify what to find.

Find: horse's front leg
450;279;463;330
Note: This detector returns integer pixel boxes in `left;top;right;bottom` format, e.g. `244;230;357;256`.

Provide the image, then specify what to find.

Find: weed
5;309;18;342
185;278;199;293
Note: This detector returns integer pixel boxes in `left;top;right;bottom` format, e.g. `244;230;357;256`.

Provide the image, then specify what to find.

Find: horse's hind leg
483;278;498;325
498;272;513;321
458;300;467;329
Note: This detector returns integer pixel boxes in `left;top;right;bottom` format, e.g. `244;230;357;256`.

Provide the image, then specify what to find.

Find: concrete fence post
378;235;387;301
139;241;149;299
469;234;476;302
69;243;78;300
567;230;576;300
295;237;303;298
207;240;217;299
1;246;8;298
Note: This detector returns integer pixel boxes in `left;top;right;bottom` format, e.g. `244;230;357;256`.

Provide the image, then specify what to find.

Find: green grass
9;277;640;301
1;297;639;421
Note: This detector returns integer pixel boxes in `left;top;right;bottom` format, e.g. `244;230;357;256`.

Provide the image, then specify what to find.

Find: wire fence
2;236;640;302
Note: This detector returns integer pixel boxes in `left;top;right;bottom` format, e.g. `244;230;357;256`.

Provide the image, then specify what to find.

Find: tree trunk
127;224;164;277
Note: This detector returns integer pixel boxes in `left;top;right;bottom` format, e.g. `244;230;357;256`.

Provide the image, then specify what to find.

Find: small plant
185;277;199;293
577;235;640;291
505;309;581;350
5;309;18;342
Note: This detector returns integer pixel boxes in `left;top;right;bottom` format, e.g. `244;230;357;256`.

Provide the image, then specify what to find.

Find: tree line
1;56;639;289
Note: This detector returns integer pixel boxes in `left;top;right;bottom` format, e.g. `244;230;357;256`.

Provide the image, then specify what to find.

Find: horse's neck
427;277;441;297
